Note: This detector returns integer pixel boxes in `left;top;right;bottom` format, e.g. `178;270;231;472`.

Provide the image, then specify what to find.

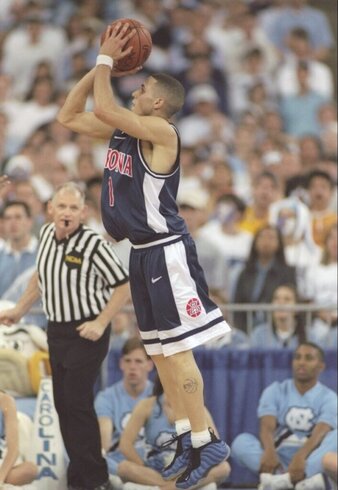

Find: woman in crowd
233;224;297;332
250;284;306;349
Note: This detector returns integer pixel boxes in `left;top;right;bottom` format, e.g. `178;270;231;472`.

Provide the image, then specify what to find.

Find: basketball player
57;23;231;488
231;343;337;490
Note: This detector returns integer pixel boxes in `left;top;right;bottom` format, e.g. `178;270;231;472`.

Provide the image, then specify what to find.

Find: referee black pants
47;320;110;489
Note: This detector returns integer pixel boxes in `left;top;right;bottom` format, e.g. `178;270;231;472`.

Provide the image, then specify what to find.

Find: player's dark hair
2;200;32;218
152;73;185;117
295;342;325;362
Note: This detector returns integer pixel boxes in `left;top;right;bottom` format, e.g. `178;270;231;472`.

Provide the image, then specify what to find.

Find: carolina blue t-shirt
94;380;153;449
258;379;337;447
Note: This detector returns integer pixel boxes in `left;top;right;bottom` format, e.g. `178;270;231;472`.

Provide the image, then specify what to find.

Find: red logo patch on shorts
186;297;202;317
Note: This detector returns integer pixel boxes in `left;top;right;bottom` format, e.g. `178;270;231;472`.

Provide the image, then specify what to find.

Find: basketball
101;18;152;72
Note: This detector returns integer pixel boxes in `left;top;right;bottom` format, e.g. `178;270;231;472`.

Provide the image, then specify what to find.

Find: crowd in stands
2;0;336;350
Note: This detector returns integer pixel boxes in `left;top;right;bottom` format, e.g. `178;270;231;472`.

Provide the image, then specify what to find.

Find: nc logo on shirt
285;407;315;433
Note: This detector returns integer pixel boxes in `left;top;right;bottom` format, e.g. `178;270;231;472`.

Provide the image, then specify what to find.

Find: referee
0;182;130;490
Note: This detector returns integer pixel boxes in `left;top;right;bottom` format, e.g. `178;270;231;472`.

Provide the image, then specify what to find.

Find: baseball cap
178;187;209;210
187;84;219;106
5;155;33;180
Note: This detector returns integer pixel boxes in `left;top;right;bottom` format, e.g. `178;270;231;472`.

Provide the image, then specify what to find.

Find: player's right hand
0;307;22;326
259;448;280;473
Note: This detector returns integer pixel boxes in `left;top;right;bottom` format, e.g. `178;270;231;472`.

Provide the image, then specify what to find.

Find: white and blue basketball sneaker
175;429;230;489
161;431;192;480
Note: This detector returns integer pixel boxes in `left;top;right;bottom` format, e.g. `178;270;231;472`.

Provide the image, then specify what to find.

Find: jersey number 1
108;176;115;207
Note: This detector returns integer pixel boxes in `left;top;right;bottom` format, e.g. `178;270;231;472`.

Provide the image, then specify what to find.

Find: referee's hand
77;319;106;341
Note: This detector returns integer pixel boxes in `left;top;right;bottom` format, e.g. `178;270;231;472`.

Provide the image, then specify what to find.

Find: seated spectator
118;376;230;488
231;343;337;489
304;224;337;349
233;225;296;332
94;338;154;476
251;284;306;349
306;170;337;248
0;391;38;486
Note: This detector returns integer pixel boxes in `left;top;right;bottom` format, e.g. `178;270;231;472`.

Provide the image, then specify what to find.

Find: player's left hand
288;452;306;483
77;319;106;341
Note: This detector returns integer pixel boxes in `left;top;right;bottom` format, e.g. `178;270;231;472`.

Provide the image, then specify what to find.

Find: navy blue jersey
101;126;188;244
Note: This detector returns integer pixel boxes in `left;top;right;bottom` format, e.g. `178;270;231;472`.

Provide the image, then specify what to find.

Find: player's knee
21;461;39;482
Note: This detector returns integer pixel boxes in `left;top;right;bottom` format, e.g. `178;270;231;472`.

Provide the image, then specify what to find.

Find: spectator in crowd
198;193;253;301
275;27;334;99
0;391;38;486
0;175;9;193
260;0;334;61
118;376;231;488
233;224;296;331
231;342;338;489
0;201;38;298
177;84;233;151
279;61;329;138
1;9;67;98
269;197;322;280
306;170;337;248
304;224;337;349
108;311;137;351
94;337;154;477
239;171;280;235
251;284;306;349
0;182;130;490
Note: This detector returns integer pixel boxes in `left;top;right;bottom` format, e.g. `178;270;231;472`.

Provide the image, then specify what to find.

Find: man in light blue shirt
0;201;38;297
231;342;337;490
95;337;154;475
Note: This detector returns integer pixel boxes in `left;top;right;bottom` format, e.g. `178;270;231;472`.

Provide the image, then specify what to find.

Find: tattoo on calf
183;378;198;393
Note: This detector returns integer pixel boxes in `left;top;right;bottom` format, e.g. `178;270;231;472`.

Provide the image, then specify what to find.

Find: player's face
292;345;324;383
120;348;153;388
131;77;158;116
48;190;86;239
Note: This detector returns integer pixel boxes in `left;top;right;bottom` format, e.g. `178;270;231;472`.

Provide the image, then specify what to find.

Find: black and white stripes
37;223;128;322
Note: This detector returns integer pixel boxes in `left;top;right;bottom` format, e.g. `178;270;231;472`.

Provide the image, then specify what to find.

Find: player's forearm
96;282;130;328
93;65;119;121
57;68;95;125
259;424;277;451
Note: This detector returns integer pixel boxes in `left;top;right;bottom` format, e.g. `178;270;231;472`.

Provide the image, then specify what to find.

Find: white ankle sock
191;429;211;448
295;474;326;490
175;418;191;436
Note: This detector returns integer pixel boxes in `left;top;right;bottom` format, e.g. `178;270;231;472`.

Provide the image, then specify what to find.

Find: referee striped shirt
36;223;129;323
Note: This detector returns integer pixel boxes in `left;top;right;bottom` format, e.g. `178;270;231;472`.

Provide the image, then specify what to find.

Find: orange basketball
101;18;152;72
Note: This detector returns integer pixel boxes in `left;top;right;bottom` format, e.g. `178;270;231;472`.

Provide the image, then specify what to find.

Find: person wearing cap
177;83;233;149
